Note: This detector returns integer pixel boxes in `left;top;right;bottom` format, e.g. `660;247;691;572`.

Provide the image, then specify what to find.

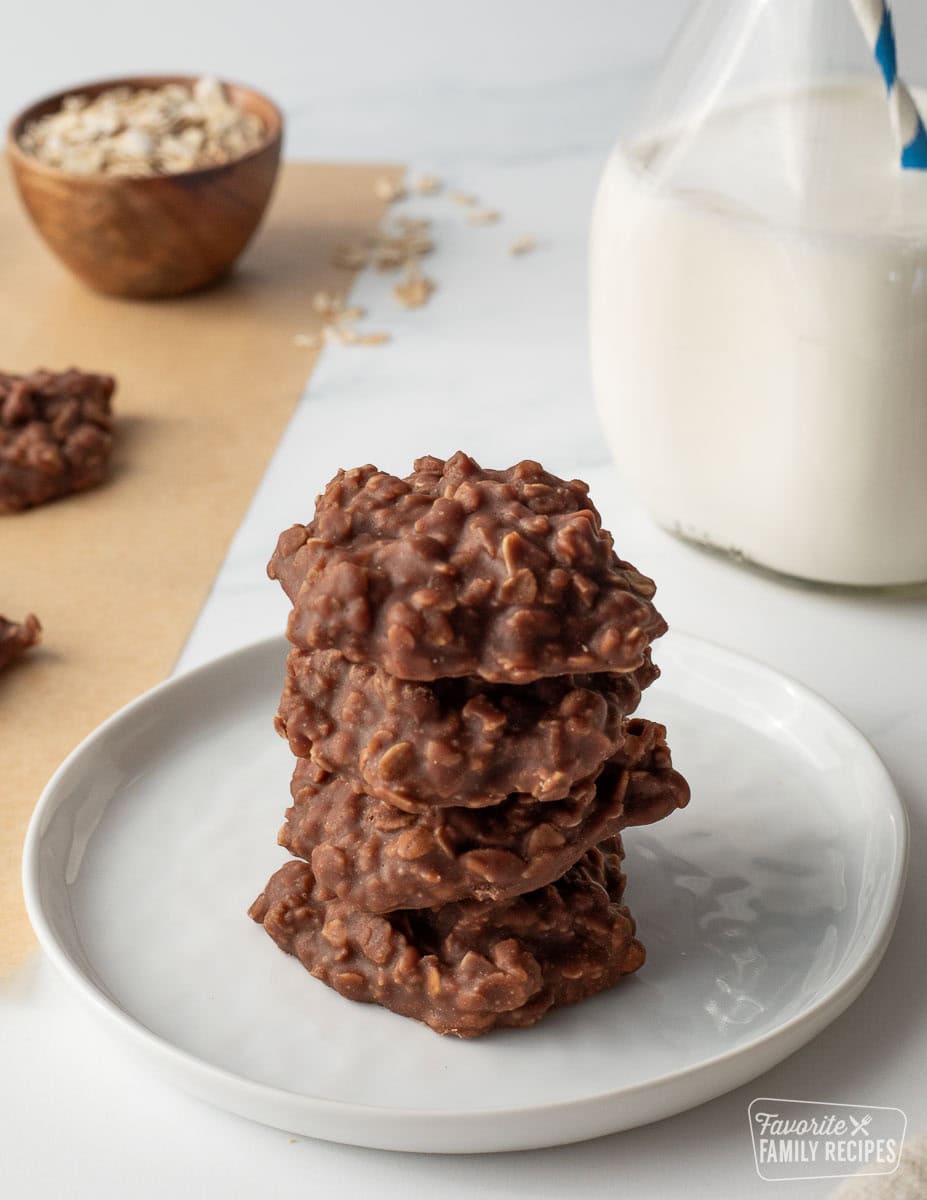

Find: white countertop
3;2;926;1197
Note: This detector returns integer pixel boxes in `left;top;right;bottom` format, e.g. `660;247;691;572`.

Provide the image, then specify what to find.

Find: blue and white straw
851;0;927;168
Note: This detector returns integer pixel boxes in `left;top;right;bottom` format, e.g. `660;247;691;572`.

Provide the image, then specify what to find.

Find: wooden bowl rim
6;73;284;184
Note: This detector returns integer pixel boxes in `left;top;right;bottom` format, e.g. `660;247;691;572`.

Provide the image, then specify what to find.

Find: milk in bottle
591;39;927;586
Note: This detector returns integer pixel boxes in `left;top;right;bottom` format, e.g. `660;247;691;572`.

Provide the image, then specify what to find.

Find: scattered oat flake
293;332;322;348
374;176;406;203
333;244;368;270
413;174;442;195
335;224;433;274
393;268;435;309
394;215;432;234
313;321;390;348
373;243;407;271
312;290;341;315
319;170;533;346
404;233;434;258
310;291;370;329
338;326;391;345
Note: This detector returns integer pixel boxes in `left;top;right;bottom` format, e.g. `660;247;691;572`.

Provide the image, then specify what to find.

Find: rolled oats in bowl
18;77;266;176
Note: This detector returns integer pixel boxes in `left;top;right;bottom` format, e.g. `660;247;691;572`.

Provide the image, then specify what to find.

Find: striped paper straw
850;0;927;168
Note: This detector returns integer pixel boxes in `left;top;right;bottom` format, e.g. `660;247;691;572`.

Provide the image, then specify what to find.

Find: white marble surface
3;1;927;1197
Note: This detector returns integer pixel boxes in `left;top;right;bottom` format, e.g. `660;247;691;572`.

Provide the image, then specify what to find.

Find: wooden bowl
6;75;283;299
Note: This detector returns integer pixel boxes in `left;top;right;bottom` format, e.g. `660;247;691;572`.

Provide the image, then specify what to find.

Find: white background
3;2;927;1197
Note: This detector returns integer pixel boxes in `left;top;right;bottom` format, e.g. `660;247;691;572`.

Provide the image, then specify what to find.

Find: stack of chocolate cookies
250;453;689;1037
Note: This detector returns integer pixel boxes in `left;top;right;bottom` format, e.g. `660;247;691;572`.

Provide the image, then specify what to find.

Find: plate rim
22;630;909;1141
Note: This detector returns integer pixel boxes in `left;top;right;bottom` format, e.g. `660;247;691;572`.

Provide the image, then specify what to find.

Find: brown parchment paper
0;161;402;974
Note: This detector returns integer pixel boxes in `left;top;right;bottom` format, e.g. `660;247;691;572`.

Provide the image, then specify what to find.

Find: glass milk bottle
590;0;927;586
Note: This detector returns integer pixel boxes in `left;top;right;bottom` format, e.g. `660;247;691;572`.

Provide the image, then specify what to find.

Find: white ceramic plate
23;633;907;1154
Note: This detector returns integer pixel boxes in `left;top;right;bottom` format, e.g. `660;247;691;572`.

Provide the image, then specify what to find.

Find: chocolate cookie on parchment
0;368;115;514
0;612;41;672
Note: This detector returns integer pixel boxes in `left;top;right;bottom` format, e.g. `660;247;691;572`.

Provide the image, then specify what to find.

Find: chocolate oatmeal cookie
269;452;666;683
0;369;115;513
0;613;41;672
249;838;644;1037
280;719;689;912
620;718;692;827
276;647;658;809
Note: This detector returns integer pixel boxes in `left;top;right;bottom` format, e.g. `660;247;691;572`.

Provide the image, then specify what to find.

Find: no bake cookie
249;838;643;1037
253;451;689;1036
269;452;666;683
0;613;41;672
276;646;657;809
280;719;688;912
0;369;115;513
